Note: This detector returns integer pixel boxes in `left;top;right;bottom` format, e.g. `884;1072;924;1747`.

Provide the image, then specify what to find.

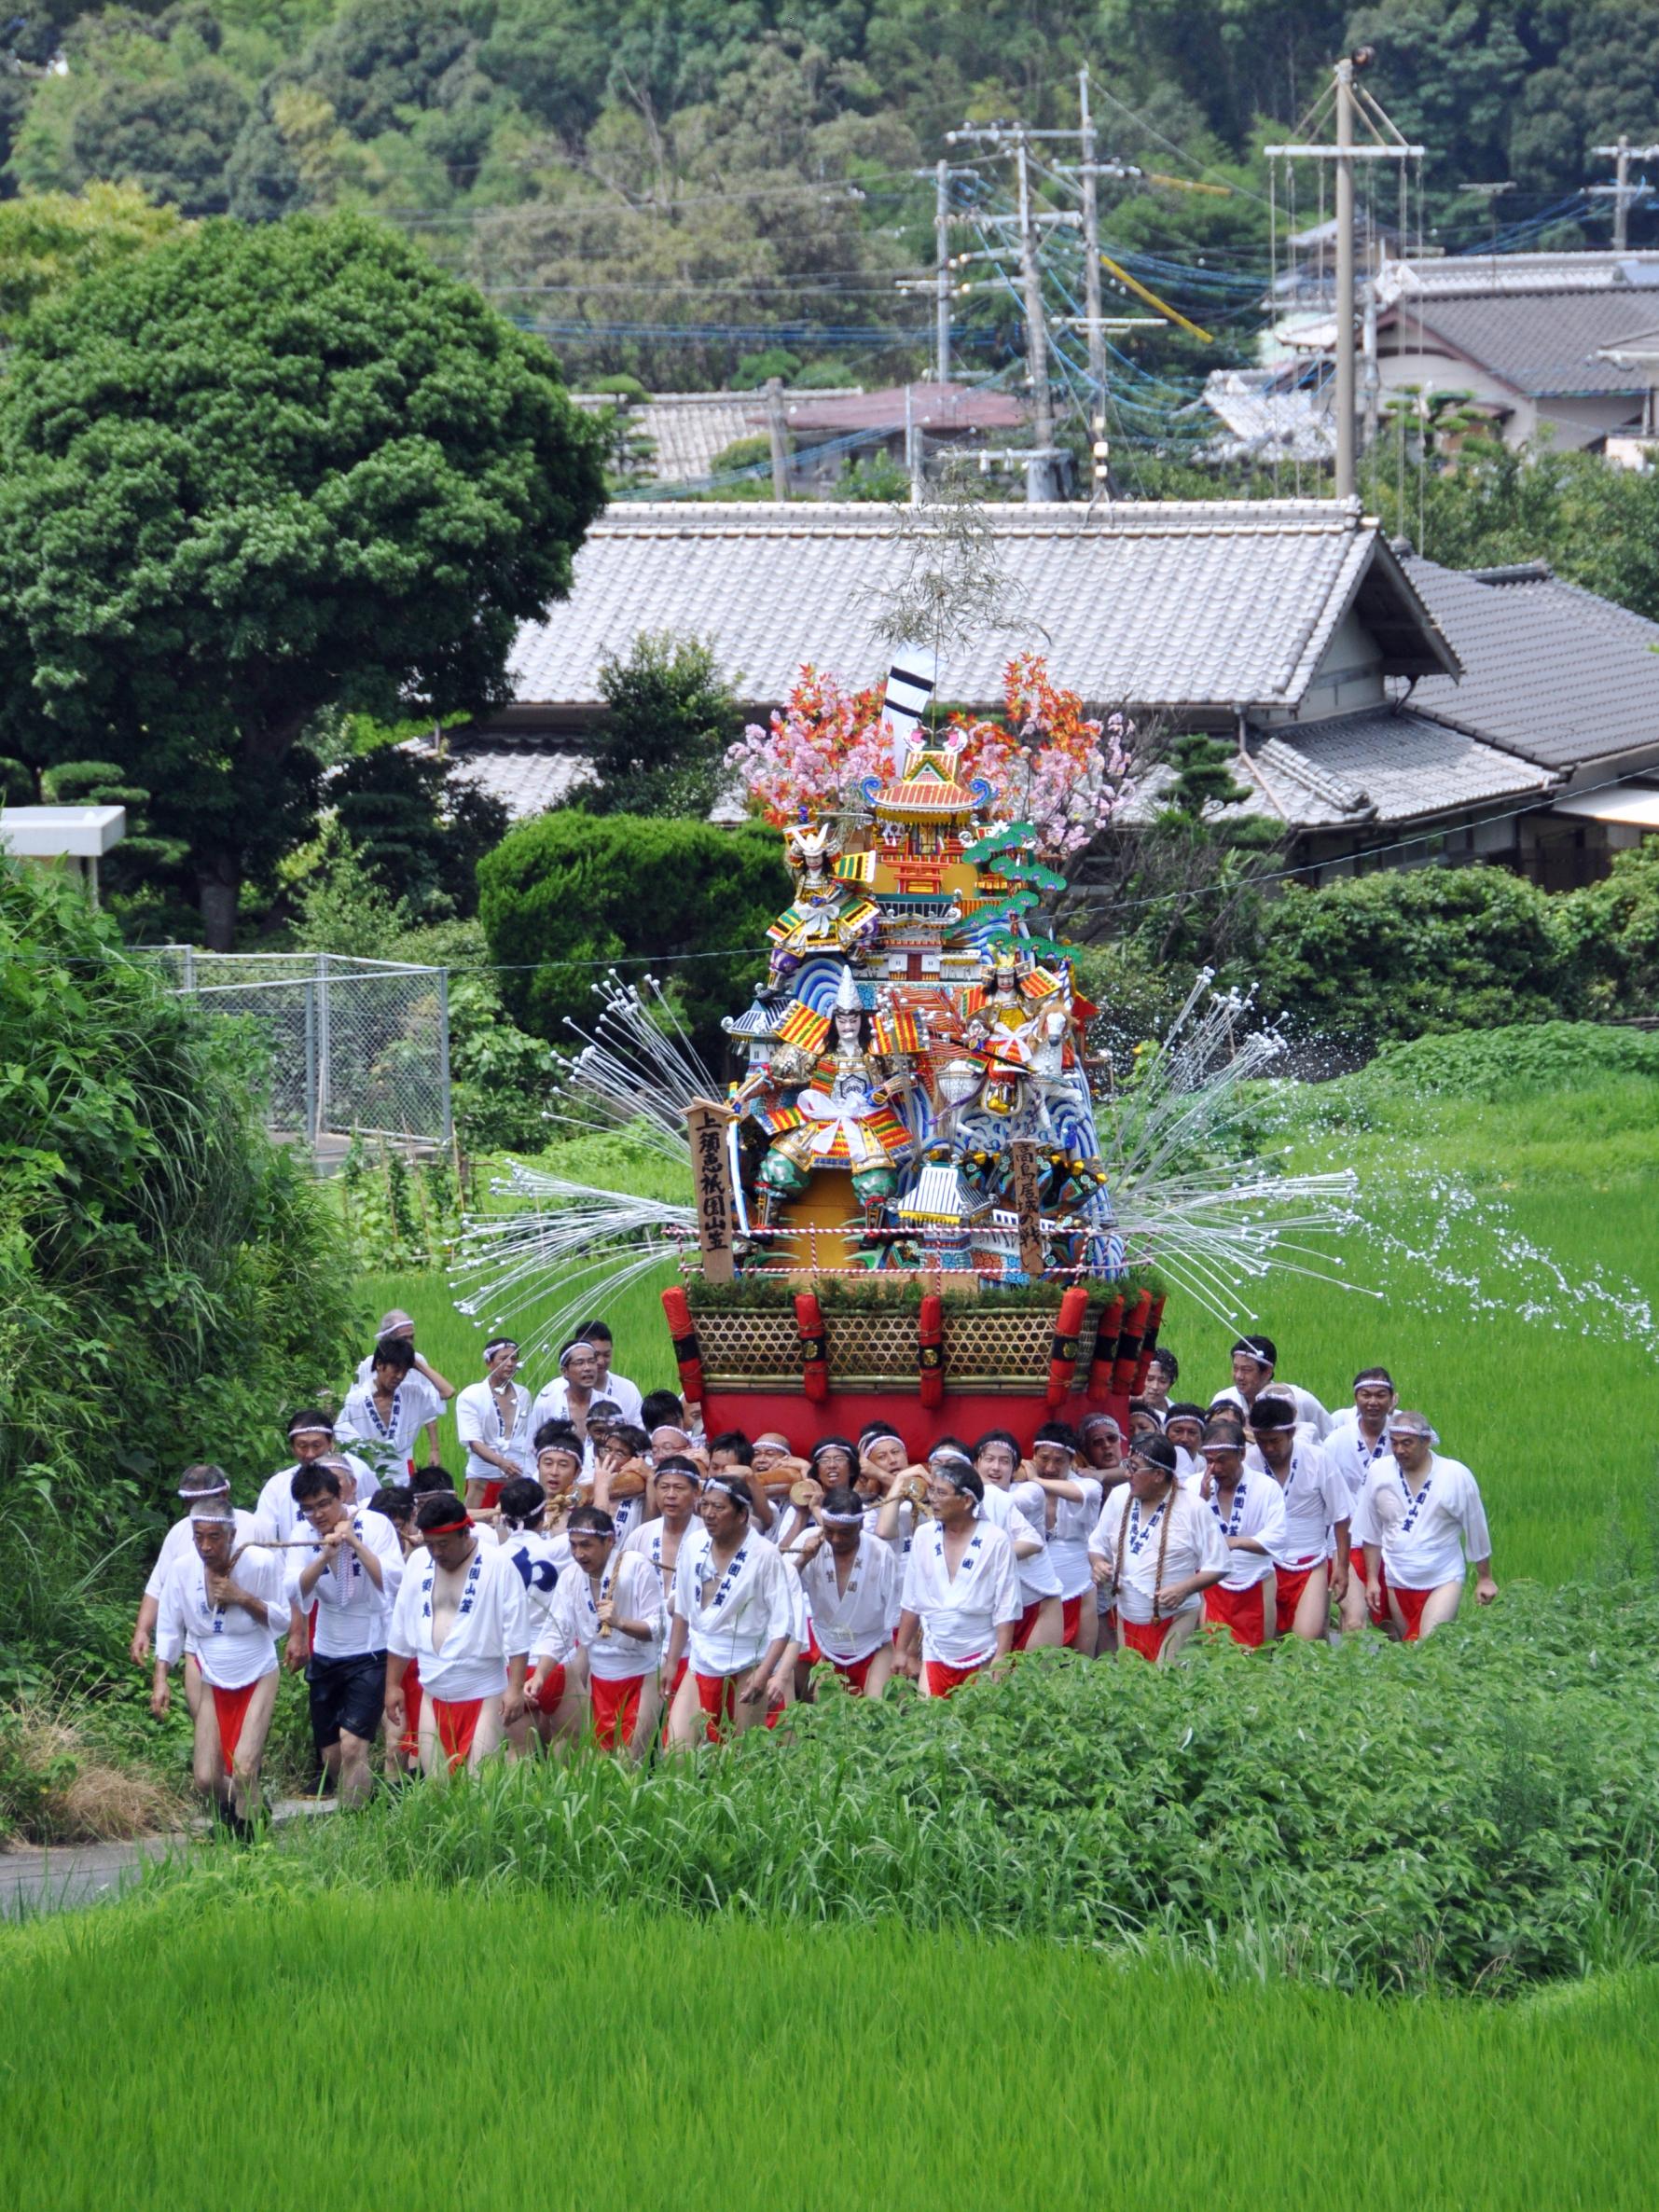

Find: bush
1363;1020;1659;1101
1252;865;1584;1044
477;811;791;1067
0;861;360;1678
1564;838;1659;1011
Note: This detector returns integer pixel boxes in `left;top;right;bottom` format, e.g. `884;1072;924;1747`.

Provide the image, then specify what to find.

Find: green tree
1361;438;1659;619
0;211;606;947
330;745;510;919
585;629;740;819
226;0;509;221
477;810;791;1065
0;182;185;339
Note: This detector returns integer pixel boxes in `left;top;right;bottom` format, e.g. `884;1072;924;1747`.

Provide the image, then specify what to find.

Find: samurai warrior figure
742;965;913;1230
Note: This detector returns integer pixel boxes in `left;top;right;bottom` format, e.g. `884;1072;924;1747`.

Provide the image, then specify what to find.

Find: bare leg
1155;1611;1198;1665
1290;1564;1331;1643
615;1673;662;1763
1071;1601;1099;1659
464;1698;505;1773
228;1672;280;1823
1338;1567;1368;1635
335;1729;375;1809
665;1667;703;1751
859;1644;896;1698
1416;1580;1465;1640
1024;1597;1064;1651
728;1662;771;1735
182;1654;203;1723
1260;1571;1279;1644
189;1696;228;1811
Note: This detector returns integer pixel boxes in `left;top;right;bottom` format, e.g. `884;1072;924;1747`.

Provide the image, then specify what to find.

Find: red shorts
1274;1560;1322;1636
211;1680;259;1766
431;1695;484;1772
530;1663;567;1716
1389;1582;1434;1642
1013;1599;1044;1652
1203;1581;1268;1649
478;1480;504;1511
923;1655;986;1698
694;1670;740;1743
803;1625;823;1666
1119;1616;1176;1663
1061;1594;1083;1647
399;1659;422;1759
830;1648;881;1694
589;1672;647;1750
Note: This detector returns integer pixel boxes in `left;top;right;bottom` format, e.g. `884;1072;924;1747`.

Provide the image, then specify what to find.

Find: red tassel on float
660;1286;704;1409
1111;1290;1154;1394
1045;1284;1089;1407
917;1293;945;1409
1085;1294;1125;1403
1131;1293;1168;1395
795;1292;830;1403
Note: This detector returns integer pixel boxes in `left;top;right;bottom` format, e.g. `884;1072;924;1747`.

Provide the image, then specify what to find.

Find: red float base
698;1387;1130;1459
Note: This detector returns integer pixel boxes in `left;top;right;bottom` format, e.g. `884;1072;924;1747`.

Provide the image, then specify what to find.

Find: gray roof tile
505;498;1453;719
1403;556;1659;769
1378;290;1659;397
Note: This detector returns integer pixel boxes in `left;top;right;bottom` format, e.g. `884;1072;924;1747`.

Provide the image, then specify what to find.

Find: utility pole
947;120;1082;501
934;159;952;383
1078;67;1108;436
1015;132;1058;500
1333;57;1356;501
764;377;790;501
1591;136;1659;252
1266;50;1422;503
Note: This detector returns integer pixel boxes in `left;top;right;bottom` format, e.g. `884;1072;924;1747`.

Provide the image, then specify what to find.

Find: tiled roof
1376;252;1659;301
1120;709;1553;833
428;743;596;820
1201;367;1334;463
1376;290;1659;397
571;389;861;483
781;381;1025;434
1402;556;1659;770
504;498;1457;719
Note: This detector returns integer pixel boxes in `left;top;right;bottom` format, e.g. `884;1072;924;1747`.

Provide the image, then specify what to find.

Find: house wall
1270;607;1388;724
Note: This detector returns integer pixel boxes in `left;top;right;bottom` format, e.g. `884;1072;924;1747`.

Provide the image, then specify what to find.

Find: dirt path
0;1800;331;1920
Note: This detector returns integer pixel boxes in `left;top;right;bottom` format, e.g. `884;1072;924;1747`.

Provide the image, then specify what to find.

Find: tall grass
4;1889;1658;2211
135;1585;1659;1996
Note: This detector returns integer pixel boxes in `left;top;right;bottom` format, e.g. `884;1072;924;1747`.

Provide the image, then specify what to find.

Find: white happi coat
386;1539;532;1701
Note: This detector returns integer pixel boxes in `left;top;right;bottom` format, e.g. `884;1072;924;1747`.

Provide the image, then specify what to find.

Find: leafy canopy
0;210;606;939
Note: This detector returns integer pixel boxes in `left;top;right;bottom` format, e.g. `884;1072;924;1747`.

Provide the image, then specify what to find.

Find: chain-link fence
141;949;451;1151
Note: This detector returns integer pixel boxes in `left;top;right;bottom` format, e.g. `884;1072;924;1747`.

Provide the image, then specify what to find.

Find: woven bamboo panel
695;1304;1102;1391
695;1311;801;1382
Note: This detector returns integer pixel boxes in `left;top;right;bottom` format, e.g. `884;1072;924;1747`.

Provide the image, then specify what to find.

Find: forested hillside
1;1;1652;387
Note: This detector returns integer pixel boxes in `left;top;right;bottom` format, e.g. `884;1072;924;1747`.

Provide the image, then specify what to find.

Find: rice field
367;1060;1659;1588
1;1887;1653;2212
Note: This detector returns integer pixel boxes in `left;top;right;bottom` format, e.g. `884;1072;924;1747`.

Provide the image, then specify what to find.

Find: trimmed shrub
476;811;791;1066
1253;865;1584;1043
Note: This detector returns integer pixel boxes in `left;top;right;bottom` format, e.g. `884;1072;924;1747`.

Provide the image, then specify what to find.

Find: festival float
451;649;1359;1455
659;650;1159;1456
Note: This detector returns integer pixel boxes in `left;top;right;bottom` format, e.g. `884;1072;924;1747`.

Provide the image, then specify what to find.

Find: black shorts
306;1651;386;1749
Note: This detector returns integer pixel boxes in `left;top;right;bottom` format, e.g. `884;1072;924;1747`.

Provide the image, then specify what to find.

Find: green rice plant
3;1889;1659;2211
133;1585;1659;1998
